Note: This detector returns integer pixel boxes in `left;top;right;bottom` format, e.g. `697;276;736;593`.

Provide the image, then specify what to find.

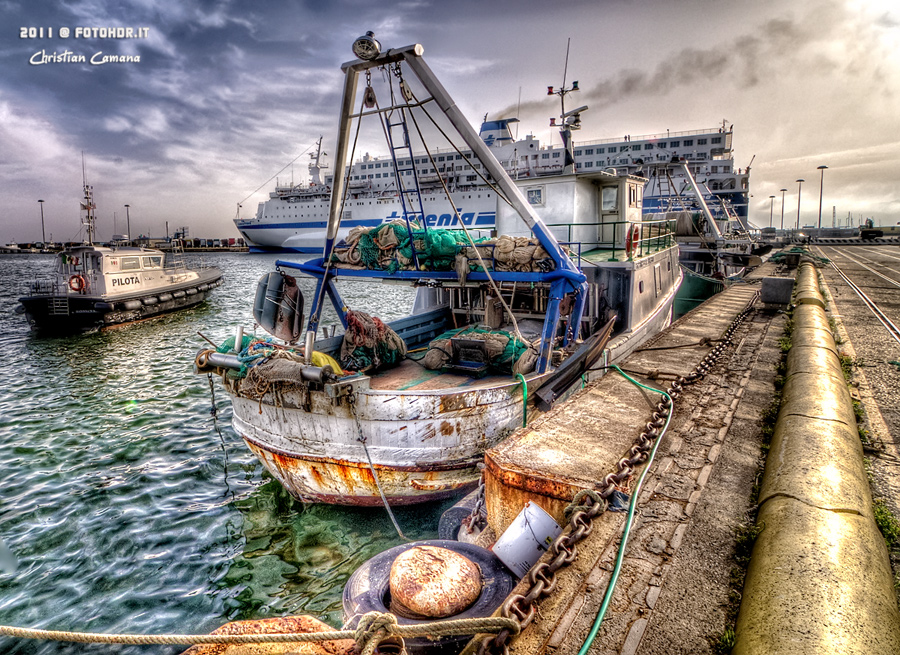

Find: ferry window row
570;135;720;155
358;154;470;170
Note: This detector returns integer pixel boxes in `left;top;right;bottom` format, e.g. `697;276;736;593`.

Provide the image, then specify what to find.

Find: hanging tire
438;488;486;541
342;540;515;655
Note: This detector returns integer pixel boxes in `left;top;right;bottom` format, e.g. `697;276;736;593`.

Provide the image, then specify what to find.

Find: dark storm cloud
494;13;823;121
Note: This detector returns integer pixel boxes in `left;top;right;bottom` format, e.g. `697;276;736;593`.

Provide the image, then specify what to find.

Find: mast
81;153;96;245
309;135;327;186
305;36;587;370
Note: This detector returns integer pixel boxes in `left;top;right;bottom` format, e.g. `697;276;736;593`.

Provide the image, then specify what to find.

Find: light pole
816;165;828;230
38;199;46;245
780;188;787;230
796;179;805;230
769;195;775;227
125;204;131;245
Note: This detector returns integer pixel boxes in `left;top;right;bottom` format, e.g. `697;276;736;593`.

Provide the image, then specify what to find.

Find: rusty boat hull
217;271;678;506
226;368;547;505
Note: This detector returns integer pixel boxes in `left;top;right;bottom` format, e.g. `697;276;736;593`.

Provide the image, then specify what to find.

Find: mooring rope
0;612;519;647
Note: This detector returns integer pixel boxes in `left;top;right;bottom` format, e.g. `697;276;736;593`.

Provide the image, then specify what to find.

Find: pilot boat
195;34;681;506
17;182;223;334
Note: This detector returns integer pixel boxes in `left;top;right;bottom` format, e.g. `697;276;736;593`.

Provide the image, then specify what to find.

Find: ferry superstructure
235;120;749;253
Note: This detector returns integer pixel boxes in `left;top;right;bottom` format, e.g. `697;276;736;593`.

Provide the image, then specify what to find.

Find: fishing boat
17;181;223;334
645;159;769;315
196;34;682;506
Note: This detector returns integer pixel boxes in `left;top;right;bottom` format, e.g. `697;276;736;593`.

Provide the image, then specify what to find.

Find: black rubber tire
342;540;515;655
438;488;486;541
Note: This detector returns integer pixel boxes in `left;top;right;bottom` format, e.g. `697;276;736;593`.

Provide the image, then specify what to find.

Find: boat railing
28;279;61;296
543;218;677;261
632;218;677;258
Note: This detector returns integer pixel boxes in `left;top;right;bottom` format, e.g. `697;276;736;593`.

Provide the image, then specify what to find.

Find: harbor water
0;252;453;654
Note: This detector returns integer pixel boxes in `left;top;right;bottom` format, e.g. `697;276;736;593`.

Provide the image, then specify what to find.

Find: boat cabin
53;245;182;297
499;170;647;255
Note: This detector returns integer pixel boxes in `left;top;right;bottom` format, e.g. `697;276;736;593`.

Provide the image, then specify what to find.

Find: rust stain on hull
246;440;479;506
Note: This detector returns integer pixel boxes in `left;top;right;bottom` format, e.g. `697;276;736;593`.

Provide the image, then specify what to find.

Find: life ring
342;540;515;655
625;224;640;258
68;274;86;292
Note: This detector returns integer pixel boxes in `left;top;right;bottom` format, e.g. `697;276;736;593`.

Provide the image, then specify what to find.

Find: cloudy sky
1;0;898;244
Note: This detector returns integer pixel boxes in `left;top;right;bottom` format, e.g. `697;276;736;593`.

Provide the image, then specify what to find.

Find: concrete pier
470;255;899;654
469;264;775;655
734;262;900;654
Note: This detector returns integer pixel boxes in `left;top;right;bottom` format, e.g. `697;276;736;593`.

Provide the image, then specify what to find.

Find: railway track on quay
813;243;900;582
816;244;900;346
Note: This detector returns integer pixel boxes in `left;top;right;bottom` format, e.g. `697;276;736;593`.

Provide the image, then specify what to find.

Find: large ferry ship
235;119;750;253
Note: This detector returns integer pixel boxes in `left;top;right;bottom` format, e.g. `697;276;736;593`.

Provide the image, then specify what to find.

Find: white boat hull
223;265;681;506
226;373;536;505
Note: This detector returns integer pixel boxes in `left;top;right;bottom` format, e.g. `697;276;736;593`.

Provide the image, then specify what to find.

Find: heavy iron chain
463;475;488;535
478;291;759;655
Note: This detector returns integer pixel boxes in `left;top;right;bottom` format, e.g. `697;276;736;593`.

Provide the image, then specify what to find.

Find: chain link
477;291;759;655
463;476;487;535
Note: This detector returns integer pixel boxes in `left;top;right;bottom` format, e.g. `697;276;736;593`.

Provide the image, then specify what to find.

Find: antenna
545;39;585;175
80;151;96;245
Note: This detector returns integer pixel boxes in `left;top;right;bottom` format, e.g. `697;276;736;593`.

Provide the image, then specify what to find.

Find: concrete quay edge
733;260;900;654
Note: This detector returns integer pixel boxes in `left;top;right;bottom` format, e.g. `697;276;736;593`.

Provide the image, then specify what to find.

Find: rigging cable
399;73;527;346
237;142;319;210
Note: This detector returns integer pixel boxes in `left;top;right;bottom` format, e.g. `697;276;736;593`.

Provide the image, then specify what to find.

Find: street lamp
817;165;828;230
124;204;131;245
769;195;775;227
38;199;46;245
796;179;805;230
780;188;787;230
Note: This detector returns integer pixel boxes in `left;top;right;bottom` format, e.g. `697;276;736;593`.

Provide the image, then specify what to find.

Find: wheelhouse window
142;256;163;269
601;187;618;212
120;256;141;271
629;184;641;208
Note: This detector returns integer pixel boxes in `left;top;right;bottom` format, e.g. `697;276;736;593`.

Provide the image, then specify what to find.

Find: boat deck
366;357;515;392
579;243;675;265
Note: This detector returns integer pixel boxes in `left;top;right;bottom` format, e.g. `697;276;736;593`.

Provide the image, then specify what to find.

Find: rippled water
0;252;454;654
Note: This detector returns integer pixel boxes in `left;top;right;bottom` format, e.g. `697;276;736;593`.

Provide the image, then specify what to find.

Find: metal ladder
382;105;429;269
50;296;69;315
656;165;690;213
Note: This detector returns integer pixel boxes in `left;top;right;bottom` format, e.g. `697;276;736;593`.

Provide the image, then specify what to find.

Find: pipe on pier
734;260;900;653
